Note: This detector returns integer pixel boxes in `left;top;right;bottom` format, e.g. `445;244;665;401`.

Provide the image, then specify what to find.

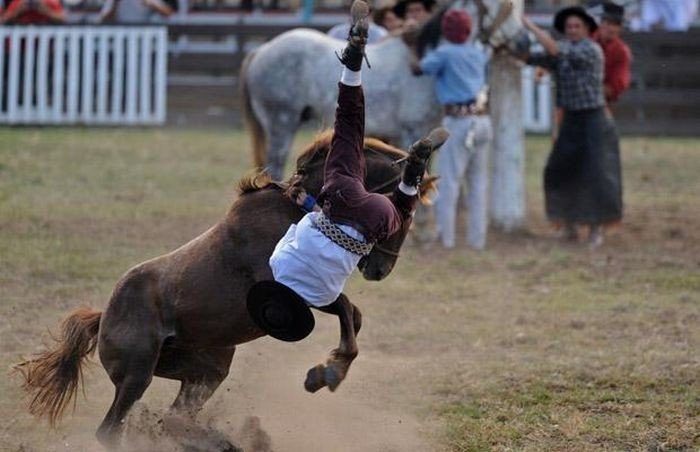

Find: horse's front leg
304;293;362;393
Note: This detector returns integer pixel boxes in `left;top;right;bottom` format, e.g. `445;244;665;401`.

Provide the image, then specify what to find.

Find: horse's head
473;0;530;54
356;174;436;281
292;133;437;281
415;0;529;57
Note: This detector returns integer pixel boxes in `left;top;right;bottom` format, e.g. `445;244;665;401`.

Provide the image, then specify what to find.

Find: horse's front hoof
304;364;326;393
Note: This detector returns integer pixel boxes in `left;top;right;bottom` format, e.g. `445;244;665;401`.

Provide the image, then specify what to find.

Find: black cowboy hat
392;0;436;19
553;6;598;34
247;280;315;342
601;2;625;25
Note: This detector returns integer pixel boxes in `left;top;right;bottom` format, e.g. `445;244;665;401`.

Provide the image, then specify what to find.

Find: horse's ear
419;175;440;205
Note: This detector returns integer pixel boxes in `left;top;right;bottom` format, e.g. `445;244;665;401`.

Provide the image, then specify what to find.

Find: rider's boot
337;0;370;71
402;127;450;187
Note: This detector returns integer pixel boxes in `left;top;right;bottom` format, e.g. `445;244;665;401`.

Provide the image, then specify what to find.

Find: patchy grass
1;129;699;451
353;135;699;451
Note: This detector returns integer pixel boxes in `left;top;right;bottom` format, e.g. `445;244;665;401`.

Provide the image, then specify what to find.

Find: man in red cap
412;9;492;250
595;2;632;111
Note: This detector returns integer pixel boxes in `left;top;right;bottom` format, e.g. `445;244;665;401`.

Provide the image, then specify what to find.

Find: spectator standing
413;10;492;250
595;2;632;107
1;0;65;111
393;0;434;27
633;0;698;31
373;3;403;34
98;0;173;23
0;0;65;24
520;7;622;247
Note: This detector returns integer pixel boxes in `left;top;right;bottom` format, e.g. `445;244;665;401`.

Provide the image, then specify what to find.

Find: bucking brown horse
16;131;437;451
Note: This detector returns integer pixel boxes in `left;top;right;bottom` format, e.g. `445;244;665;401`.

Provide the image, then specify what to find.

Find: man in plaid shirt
525;33;605;112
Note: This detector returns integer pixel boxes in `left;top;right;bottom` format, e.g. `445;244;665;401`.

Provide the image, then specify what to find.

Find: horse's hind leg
161;346;236;417
305;294;362;393
96;364;157;448
96;277;165;449
96;336;162;449
156;345;239;452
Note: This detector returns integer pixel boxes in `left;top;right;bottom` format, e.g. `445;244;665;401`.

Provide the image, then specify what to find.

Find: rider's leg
390;127;451;221
324;1;369;184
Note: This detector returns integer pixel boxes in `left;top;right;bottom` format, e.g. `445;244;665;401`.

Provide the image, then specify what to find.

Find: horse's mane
237;171;282;195
295;129;407;171
295;130;437;204
238;130;437;203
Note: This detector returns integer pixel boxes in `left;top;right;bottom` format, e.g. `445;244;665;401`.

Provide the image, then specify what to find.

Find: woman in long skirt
520;7;622;247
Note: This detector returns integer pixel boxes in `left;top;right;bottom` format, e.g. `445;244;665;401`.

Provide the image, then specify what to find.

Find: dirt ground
0;130;698;451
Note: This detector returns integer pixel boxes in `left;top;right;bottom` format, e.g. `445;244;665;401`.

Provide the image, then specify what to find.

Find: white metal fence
522;66;552;133
0;26;167;125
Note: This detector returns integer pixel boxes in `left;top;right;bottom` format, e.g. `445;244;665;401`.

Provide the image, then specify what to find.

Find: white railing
0;26;167;125
522;66;552;133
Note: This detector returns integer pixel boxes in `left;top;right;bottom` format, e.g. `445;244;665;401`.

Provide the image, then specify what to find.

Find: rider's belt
444;101;479;117
312;212;374;257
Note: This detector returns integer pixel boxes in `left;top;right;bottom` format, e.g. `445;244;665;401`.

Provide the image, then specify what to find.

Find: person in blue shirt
414;9;492;250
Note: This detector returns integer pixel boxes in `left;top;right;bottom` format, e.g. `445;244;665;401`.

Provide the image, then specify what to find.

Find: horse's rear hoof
304;364;326;393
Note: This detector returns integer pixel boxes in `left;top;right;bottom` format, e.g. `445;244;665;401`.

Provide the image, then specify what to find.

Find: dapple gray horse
240;0;528;179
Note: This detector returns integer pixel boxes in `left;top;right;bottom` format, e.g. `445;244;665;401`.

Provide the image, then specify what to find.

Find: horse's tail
239;49;267;169
14;307;101;426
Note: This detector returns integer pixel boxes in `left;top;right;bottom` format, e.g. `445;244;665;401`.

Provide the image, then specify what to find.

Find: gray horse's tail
239;49;267;170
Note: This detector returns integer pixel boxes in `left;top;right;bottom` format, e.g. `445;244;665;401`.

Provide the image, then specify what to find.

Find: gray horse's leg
305;294;362;393
264;111;298;180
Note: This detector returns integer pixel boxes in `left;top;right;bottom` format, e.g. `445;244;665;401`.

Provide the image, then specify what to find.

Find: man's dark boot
402;127;450;187
337;0;370;71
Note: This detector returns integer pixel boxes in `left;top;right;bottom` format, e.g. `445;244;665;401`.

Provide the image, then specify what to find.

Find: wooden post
488;51;525;231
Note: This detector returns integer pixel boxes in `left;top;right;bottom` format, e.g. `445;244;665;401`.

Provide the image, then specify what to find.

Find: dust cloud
9;316;432;452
